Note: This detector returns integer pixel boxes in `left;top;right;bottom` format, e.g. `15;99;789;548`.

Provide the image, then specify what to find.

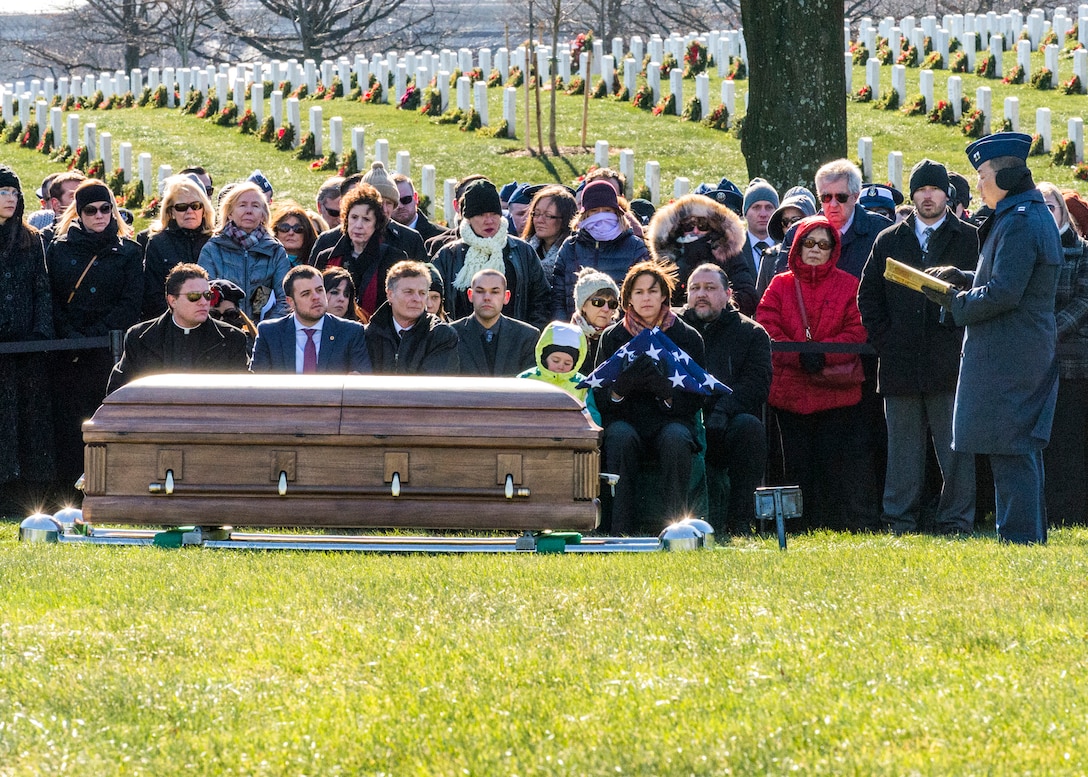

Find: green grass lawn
3;521;1088;775
3;47;1086;232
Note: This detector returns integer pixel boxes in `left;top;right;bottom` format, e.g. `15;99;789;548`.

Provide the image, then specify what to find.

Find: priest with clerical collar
106;263;250;392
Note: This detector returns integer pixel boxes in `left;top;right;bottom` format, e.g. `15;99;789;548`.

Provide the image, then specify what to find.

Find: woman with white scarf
432;179;551;329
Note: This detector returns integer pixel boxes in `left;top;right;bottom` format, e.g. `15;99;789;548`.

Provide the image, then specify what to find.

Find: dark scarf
72;218;120;252
622;303;677;337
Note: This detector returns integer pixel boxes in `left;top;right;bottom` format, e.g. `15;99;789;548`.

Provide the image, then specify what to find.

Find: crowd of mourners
0;130;1084;543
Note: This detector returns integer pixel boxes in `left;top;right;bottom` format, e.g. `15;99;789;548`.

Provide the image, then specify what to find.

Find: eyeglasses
324;207;340;218
275;223;306;234
680;217;711;232
801;238;833;250
171;201;204;213
820;192;851;204
0;188;18;199
588;297;619;309
81;204;112;216
533;211;562;222
398;194;415;205
181;290;214;302
209;308;243;323
781;215;804;230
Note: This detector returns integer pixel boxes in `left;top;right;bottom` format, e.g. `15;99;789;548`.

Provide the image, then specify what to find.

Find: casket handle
165;470;175;495
504;474;514;499
278;471;288;496
391;472;401;498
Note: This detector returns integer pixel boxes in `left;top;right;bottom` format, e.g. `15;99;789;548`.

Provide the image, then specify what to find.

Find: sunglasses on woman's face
171;201;203;212
589;297;619;309
181;290;214;302
81;204;112;216
800;238;833;251
275;223;306;234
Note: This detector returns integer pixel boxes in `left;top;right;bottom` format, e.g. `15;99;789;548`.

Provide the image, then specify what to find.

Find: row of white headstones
1;7;1086;213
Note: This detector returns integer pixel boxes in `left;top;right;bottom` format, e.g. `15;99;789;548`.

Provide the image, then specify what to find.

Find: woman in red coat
756;215;868;531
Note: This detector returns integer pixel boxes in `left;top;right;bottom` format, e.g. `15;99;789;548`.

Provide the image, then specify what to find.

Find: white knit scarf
453;217;509;290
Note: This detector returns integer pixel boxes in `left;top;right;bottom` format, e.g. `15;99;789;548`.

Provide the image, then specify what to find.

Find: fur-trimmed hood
647;194;747;264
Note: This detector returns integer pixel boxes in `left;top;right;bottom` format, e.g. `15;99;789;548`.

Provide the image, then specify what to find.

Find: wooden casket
80;374;601;531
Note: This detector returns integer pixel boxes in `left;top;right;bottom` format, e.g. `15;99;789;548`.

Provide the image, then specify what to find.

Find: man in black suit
107;263;249;393
251;265;371;373
452;270;539;376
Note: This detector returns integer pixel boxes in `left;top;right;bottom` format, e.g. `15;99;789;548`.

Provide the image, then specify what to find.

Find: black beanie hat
0;166;25;224
542;344;580;363
909;159;950;198
459;179;502;219
74;182;114;214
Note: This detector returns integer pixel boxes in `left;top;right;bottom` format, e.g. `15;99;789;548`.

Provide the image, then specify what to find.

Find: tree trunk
739;0;846;192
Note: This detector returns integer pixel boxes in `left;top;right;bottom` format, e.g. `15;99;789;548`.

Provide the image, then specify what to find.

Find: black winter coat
365;302;460;375
141;224;211;318
47;224;143;338
858;211;978;395
681;305;772;419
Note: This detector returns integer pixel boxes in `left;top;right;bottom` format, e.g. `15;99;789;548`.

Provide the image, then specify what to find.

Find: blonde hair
1037;181;1070;231
150;176;214;236
54;179;133;239
216;181;270;232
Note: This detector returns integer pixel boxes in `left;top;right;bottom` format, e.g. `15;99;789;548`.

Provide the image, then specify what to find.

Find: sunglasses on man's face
819;192;851;204
275;223;306;234
171;201;203;213
398;194;415;205
588;297;619;309
324;207;340;218
81;204;112;216
181;290;214;302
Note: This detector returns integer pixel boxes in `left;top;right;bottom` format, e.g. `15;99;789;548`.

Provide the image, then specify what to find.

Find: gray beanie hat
743;177;780;214
362;161;399;203
573;267;620;312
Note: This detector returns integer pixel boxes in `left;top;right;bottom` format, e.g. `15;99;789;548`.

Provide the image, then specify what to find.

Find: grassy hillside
2;46;1086;229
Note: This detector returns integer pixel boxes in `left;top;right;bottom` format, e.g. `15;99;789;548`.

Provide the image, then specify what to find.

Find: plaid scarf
221;220;268;250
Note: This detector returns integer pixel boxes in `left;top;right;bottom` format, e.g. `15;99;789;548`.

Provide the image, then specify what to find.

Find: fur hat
648;194;747;264
362;162;399;203
573;267;621;312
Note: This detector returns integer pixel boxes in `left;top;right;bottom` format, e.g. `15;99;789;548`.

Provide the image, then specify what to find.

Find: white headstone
673;177;690;198
479;48;491;77
352;127;366;167
624;58;637;97
1081;5;1088;49
100;132;112;172
1004;95;1020;131
119;143;132;183
309;106;323;156
976;86;992;135
887;151;904;191
50;106;62;142
920;69;934;111
233;77;245;108
1075;49;1088;90
437;70;450;111
964;32;977;70
947;75;963;120
304;59;317;93
594;140;610;169
395;63;407;102
251;82;264;125
270;90;283;130
329;116;342;155
645;160;660;204
443;178;458;229
1070;117;1085;163
35;99;46;132
559;49;571;82
495;48;509;84
148;67;160;91
157;165;173;195
503;87;517;138
375;138;389;167
858;137;874;182
420;165;436;219
473;81;488;125
844;52;853;94
648;63;661;103
1037;106;1052;151
866;58;881;97
456;76;471;112
631;36;644;64
612;37;624;63
1017;39;1032;74
990;34;1004;57
601;55;615;92
579;52;589;81
458;48;473;74
286;97;301;147
138;152;152;195
891;65;906;101
669;69;683;108
66;114;79;148
619;149;635;198
321;60;334;89
216;73;229;100
83;123;96;161
1045;44;1059;77
592;39;605;77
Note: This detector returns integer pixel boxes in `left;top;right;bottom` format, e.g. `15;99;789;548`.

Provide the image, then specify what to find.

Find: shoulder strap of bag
67;254;99;304
792;275;813;341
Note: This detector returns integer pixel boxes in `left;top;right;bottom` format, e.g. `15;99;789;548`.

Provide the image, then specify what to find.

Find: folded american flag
577;327;731;395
